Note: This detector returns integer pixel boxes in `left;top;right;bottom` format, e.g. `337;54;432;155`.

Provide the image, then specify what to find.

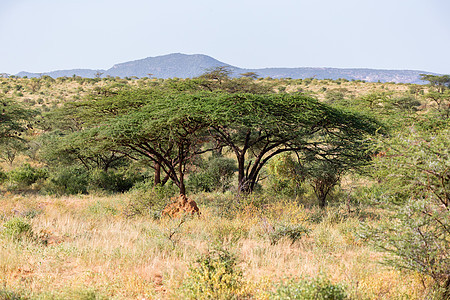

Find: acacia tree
75;90;213;195
0;97;33;148
420;74;450;93
367;128;449;298
46;88;379;197
200;93;379;194
39;129;128;172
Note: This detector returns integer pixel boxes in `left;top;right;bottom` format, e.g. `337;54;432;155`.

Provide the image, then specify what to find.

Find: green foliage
0;168;6;183
266;153;305;197
1;217;33;242
420;74;450;93
8;163;48;187
38;87;379;197
325;90;345;103
123;182;176;218
188;155;237;193
88;168;142;193
271;276;347;300
373;128;449;206
423;90;450;119
366;127;450;295
306;160;342;208
365;198;450;295
269;224;310;245
182;249;244;300
43;166;90;195
0;138;28;165
0;97;34;143
204;92;379;193
0;289;24;300
389;95;421;112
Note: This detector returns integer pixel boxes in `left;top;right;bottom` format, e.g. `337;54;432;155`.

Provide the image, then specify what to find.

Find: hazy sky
1;0;449;74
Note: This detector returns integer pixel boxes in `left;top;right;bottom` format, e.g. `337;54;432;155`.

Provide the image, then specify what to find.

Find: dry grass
0;193;429;299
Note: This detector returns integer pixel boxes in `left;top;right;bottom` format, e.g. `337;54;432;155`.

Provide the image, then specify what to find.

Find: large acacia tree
198;93;380;193
45;87;379;196
66;89;213;195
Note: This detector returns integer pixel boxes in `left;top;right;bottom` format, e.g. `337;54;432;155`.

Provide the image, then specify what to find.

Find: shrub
271;276;347;300
366;128;450;298
123;182;176;218
8;164;48;187
390;96;421;111
43;166;89;195
266;153;305;198
188;155;237;193
0;168;6;183
325;91;345;103
1;217;33;242
182;249;244;299
88;168;141;193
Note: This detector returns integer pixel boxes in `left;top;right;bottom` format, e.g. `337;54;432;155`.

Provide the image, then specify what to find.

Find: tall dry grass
0;193;428;299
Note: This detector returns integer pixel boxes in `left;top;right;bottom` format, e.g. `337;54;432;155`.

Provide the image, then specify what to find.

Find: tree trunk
178;160;186;195
154;161;161;185
237;154;246;194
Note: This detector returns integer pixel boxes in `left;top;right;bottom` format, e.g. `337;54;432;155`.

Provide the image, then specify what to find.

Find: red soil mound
162;194;200;217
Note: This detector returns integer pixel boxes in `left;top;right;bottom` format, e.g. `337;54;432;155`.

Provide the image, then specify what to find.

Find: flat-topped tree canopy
47;87;381;195
0;97;34;143
196;93;381;193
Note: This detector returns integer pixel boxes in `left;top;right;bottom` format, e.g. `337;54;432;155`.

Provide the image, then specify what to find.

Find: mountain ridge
14;53;437;84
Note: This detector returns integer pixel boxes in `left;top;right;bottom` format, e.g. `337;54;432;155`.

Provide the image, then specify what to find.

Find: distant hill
104;53;235;78
17;69;105;79
13;53;437;84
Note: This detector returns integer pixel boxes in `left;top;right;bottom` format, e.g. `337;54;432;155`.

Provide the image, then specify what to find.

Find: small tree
0;138;28;165
199;66;233;84
307;161;342;208
239;72;258;79
367;128;450;298
0;97;33;147
420;74;450;93
423;90;450;119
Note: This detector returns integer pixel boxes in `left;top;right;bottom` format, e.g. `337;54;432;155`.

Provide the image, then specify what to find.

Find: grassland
0;192;430;299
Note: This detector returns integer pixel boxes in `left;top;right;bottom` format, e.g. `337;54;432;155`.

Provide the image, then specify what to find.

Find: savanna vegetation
0;70;449;299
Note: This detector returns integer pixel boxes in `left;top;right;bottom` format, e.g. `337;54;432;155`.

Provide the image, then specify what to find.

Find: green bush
88;168;141;193
123;182;176;218
188;155;237;193
266;153;305;198
366;128;450;297
0;168;6;183
182;249;244;299
271;276;347;300
43;166;89;195
8;164;48;187
2;217;33;242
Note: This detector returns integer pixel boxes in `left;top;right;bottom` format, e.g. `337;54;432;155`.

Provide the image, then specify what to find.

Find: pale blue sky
1;0;449;74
